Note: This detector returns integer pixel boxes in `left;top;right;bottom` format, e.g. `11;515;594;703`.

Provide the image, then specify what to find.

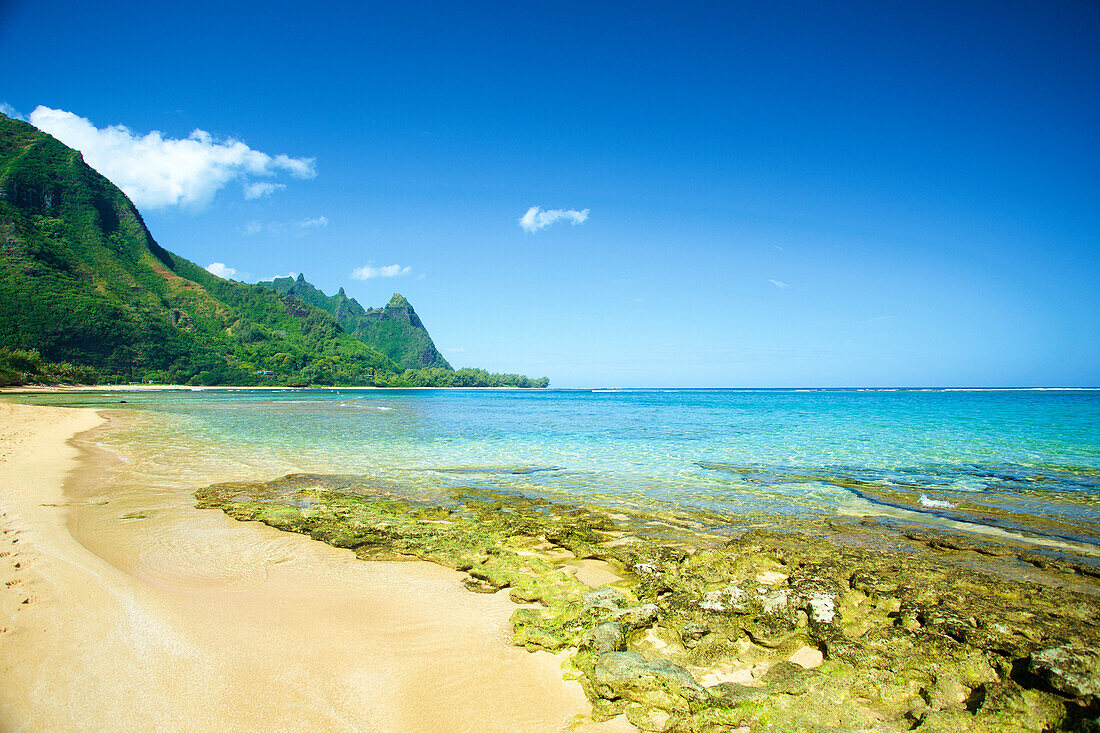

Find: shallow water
10;387;1100;546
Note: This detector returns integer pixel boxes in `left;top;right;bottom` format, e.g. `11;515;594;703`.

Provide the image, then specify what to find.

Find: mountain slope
0;113;397;385
262;275;451;370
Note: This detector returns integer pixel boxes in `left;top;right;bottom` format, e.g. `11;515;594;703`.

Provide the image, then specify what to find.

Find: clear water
11;388;1100;546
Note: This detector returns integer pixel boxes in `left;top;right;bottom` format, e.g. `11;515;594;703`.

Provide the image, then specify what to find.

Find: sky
2;1;1098;387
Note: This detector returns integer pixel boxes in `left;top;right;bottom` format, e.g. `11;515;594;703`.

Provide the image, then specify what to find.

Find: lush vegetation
387;367;549;388
0;113;548;388
262;277;452;370
0;347;99;386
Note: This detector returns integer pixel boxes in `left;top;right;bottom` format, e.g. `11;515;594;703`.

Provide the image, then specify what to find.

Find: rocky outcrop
197;474;1100;732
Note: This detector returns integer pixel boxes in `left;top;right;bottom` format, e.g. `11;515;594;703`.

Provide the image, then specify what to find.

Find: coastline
0;384;547;393
2;388;1097;731
0;401;631;731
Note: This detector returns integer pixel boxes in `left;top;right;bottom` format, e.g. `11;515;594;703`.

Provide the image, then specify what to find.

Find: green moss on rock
196;473;1100;732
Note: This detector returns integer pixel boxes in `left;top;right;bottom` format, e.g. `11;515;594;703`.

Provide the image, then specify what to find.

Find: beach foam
919;493;958;509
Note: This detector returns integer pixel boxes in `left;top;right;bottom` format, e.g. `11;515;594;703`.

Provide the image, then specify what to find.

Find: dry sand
0;401;633;731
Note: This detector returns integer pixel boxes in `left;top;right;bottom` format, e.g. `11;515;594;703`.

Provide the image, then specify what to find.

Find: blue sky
2;1;1098;387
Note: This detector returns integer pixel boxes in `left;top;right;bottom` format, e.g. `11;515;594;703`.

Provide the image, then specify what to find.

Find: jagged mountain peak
259;277;450;370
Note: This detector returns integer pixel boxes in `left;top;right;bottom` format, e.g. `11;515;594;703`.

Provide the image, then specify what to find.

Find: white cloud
1;103;25;121
350;264;412;280
243;181;286;199
769;279;791;288
257;271;299;282
205;262;237;279
298;215;328;229
27;106;316;209
519;205;590;233
241;216;327;236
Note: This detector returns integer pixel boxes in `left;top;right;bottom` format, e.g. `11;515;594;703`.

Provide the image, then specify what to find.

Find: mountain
0;113;546;388
261;276;451;370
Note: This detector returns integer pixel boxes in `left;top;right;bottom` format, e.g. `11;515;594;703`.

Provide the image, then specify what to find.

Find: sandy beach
0;400;631;731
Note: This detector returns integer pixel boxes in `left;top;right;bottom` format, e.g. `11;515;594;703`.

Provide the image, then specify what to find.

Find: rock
581;622;626;655
756;570;788;585
806;591;837;624
593;651;709;713
760;587;791;613
699;584;745;612
1030;644;1100;701
625;704;672;732
583;586;628;610
680;622;709;648
788;645;824;669
849;569;898;596
616;603;659;629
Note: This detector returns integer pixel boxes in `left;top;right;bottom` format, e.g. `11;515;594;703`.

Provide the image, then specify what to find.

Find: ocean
12;387;1100;550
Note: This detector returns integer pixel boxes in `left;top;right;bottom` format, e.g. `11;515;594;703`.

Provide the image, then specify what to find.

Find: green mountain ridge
261;274;451;370
0;113;547;388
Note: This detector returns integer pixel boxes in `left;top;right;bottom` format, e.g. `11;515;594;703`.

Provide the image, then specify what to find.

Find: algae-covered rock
1030;644;1100;701
196;473;1100;733
593;651;709;713
582;622;627;654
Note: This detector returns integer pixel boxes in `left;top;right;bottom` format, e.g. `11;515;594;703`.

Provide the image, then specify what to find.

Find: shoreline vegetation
0;347;550;389
198;474;1100;732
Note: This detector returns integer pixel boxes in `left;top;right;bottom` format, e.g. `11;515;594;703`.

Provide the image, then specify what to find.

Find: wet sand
0;401;632;731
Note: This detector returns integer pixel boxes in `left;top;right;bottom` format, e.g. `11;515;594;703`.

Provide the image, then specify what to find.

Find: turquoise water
11;388;1100;546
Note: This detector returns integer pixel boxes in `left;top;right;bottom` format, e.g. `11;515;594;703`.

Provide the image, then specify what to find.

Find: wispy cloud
205;262;237;279
0;102;25;121
243;181;286;199
27;106;315;209
298;215;328;229
350;263;412;280
519;205;590;233
769;279;791;288
257;271;299;282
241;215;328;236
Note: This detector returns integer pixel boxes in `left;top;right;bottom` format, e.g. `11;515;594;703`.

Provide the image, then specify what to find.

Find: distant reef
0;113;547;388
